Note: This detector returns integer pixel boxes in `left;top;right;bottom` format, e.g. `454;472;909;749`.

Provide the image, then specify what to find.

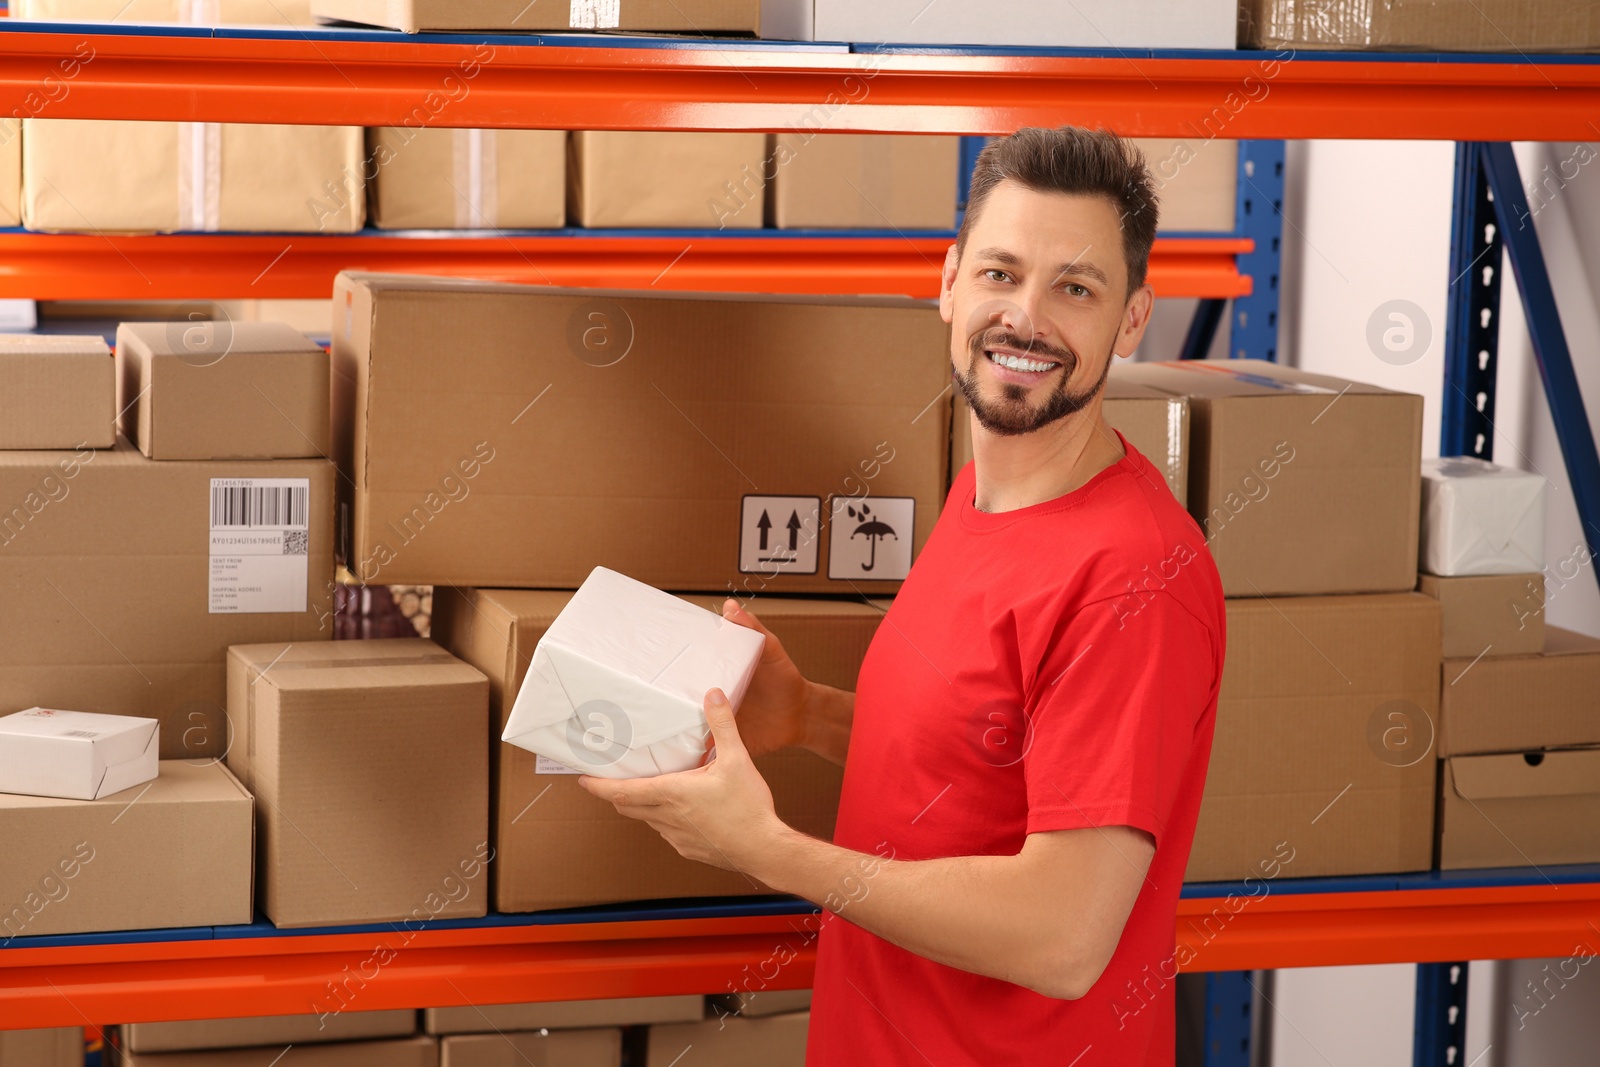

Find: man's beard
953;328;1112;437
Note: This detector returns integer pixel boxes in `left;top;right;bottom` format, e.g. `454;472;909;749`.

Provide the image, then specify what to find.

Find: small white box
1421;457;1547;576
0;708;159;800
502;568;764;780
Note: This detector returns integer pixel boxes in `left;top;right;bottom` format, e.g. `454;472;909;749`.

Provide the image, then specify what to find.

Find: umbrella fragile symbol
846;503;898;572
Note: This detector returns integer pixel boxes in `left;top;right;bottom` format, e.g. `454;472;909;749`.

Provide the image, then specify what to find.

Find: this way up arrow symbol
757;509;772;550
786;510;801;551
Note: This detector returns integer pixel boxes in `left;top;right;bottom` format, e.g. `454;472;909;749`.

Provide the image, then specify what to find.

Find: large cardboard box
646;1012;808;1067
124;1011;417;1053
1186;593;1440;883
1418;572;1544;659
226;638;489;928
116;321;330;460
770;134;958;230
0;1027;81;1067
951;371;1190;505
12;0;316;23
1116;360;1422;597
370;128;566;230
1132;138;1238;232
0;334;115;449
1439;628;1600;757
109;1037;438;1067
0;440;336;758
313;0;767;33
1438;748;1600;870
332;273;949;593
569;132;765;230
23;120;363;234
426;996;702;1035
0;760;252;941
439;1029;620;1067
0;117;19;228
806;0;1235;47
1242;0;1600;51
432;588;872;911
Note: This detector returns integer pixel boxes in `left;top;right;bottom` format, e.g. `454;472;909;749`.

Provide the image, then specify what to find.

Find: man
581;126;1225;1065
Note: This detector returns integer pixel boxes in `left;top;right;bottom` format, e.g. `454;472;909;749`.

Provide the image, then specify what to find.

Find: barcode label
211;484;308;528
62;729;99;739
210;477;311;615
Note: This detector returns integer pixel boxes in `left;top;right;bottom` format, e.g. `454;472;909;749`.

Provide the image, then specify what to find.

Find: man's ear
939;244;960;325
1116;283;1156;357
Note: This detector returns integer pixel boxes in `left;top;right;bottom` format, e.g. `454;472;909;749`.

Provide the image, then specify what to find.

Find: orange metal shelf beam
4;881;1598;1029
0;233;1253;300
3;29;1600;138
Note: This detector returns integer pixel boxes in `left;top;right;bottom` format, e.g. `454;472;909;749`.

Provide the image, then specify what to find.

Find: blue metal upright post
1231;140;1286;362
1414;961;1470;1067
1202;971;1255;1067
1442;143;1505;460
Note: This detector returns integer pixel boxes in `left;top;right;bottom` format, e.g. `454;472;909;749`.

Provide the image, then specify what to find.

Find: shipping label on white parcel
209;477;310;614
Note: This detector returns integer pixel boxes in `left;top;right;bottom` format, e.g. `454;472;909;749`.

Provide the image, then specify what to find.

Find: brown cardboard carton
646;1012;808;1067
569;132;765;229
769;134;958;230
1115;359;1421;597
951;370;1189;505
431;588;871;911
0;761;252;941
1418;572;1544;659
125;1011;417;1053
116;321;330;460
1241;0;1600;51
1438;747;1600;869
332;273;948;593
1186;593;1440;882
0;118;19;228
0;440;335;758
13;0;316;23
439;1029;620;1067
312;0;760;33
109;1036;438;1067
1440;627;1600;757
226;638;489;928
0;1027;81;1067
23;120;363;234
1133;138;1237;232
0;334;115;449
425;996;701;1034
712;989;813;1017
370;128;566;230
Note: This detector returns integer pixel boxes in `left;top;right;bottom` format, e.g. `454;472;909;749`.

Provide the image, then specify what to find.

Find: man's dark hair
955;126;1160;295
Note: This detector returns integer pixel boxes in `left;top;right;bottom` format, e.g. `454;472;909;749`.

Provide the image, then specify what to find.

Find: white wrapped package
501;567;765;779
0;708;159;800
1420;456;1546;576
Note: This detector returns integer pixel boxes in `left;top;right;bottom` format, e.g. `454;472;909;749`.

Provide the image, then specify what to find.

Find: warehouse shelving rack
1;23;1598;1067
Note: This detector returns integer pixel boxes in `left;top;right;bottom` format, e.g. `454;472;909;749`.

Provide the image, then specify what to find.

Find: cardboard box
116;321;330;461
769;134;958;230
0;117;19;228
370;128;566;230
646;1012;808;1067
1440;628;1600;757
806;0;1235;47
0;440;336;759
1115;360;1421;597
712;989;813;1018
1132;138;1238;232
12;0;316;23
0;708;158;801
124;1011;417;1053
426;996;702;1035
432;588;871;911
503;567;764;778
313;0;767;33
951;370;1189;505
569;132;766;229
1241;0;1600;52
439;1029;620;1067
1438;748;1600;870
0;760;252;941
0;1027;81;1067
1418;572;1544;659
23;120;363;234
1186;593;1440;882
109;1037;438;1067
332;273;949;593
0;333;115;449
1421;456;1546;576
226;638;489;928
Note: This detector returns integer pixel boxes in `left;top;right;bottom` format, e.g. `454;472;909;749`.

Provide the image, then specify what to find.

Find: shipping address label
209;477;310;614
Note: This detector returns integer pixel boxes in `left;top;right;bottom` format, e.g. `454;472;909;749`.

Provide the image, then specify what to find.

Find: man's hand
578;687;790;875
718;599;812;758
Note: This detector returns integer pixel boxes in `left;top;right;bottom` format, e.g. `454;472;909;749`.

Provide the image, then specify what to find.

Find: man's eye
983;269;1011;283
1064;284;1090;297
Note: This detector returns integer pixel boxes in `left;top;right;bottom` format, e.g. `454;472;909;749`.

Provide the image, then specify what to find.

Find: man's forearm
799;682;854;766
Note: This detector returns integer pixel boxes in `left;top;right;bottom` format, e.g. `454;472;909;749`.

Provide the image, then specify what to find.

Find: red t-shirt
808;434;1225;1066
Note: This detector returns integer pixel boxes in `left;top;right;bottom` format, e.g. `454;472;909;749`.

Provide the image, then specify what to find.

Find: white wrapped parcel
501;567;765;779
1420;456;1546;576
0;708;159;800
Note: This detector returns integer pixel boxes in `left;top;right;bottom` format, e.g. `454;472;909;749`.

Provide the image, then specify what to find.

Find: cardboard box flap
0;333;110;356
233;637;477;690
1118;358;1400;399
1449;748;1600;801
120;319;322;358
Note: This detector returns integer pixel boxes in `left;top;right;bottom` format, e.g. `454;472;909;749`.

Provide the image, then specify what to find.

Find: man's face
940;181;1150;437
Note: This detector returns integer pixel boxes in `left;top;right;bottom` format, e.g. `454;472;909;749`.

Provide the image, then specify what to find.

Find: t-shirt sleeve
1021;590;1217;845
